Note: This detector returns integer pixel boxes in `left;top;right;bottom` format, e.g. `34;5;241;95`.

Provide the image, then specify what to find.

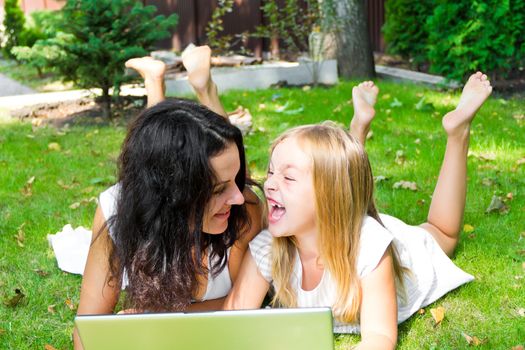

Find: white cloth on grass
48;224;92;275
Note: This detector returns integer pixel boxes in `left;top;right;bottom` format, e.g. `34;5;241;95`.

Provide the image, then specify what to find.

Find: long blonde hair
270;122;405;323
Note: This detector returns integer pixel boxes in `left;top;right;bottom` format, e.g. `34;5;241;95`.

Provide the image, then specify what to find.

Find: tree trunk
101;86;111;119
335;0;375;79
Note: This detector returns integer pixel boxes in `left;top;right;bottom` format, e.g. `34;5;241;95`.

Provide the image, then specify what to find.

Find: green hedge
383;0;433;67
383;0;525;81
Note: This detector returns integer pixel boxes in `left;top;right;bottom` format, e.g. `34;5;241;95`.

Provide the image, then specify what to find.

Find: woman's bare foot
182;45;213;93
442;72;492;138
350;81;379;143
125;56;166;81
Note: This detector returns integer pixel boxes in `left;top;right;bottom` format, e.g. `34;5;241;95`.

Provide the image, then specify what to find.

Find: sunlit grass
0;80;523;349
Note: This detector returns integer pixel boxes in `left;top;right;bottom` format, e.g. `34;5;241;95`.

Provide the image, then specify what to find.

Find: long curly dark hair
107;98;250;312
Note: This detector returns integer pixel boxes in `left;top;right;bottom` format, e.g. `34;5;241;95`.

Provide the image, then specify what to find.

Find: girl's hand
117;309;143;314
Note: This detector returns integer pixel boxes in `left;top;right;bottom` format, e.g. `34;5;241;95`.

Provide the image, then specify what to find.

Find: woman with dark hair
73;49;262;350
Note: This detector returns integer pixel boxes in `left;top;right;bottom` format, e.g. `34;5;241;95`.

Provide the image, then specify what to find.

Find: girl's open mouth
268;198;286;223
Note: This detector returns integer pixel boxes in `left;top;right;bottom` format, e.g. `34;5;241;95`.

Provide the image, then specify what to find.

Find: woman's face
264;136;317;238
202;142;245;234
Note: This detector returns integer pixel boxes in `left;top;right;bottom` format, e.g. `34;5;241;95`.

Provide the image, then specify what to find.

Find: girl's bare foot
125;56;166;81
350;81;379;141
182;45;213;93
442;72;492;138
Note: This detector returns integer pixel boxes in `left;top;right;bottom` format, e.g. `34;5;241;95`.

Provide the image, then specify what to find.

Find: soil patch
11;96;146;128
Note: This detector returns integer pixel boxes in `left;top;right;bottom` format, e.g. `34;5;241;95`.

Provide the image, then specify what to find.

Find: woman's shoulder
98;183;120;222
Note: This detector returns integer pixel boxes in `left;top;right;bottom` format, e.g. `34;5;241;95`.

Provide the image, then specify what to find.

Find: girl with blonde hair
224;72;493;349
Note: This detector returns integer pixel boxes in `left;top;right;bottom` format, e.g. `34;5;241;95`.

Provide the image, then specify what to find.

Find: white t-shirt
249;214;474;333
99;184;232;301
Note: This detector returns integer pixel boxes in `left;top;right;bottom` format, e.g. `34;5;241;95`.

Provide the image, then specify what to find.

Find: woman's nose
227;185;245;205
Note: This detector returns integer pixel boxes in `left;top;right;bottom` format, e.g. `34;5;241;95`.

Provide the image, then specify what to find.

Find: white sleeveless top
99;184;232;301
249;214;474;333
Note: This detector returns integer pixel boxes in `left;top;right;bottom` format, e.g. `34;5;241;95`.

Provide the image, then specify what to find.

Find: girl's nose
264;177;276;192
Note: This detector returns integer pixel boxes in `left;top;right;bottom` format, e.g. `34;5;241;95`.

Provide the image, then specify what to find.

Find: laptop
75;307;334;350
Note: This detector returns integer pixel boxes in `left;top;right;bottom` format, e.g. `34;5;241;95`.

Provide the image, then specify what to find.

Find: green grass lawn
0;80;524;349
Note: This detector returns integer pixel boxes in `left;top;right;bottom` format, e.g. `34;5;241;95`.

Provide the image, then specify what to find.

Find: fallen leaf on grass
48;304;56;314
517;158;525;166
469;151;496;161
374;175;389;183
69;202;81;210
3;288;25;307
517;308;525;317
395;150;406;165
366;130;374;140
430;306;445;325
393;181;418;191
417;199;426;206
21;176;35;197
485;195;509;214
65;299;76;311
44;344;59;350
463;224;475;233
513;114;524;121
33;269;49;277
414;96;435;112
389;98;403;108
14;223;25;247
0;328;5;335
417;308;425;315
506;192;514;200
70;197;98;209
481;178;496;187
89;176;116;186
48;142;61;151
82;186;95;194
461;332;486;346
512;346;524;350
57;180;74;190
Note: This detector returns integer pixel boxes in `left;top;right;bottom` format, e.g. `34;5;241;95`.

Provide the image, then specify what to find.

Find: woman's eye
284;176;295;182
267;170;274;176
213;186;226;195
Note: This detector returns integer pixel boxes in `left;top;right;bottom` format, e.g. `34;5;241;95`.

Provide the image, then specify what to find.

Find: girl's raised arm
223;249;270;310
357;248;398;350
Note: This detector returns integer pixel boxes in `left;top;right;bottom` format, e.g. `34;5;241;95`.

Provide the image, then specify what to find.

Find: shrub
2;0;26;58
206;0;235;54
12;11;71;76
254;0;320;58
23;0;178;118
382;0;434;67
426;0;525;81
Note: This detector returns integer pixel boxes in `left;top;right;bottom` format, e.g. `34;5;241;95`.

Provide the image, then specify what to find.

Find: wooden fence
4;0;386;53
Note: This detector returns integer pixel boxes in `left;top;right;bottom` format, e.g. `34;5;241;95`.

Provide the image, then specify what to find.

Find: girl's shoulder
357;215;394;278
248;229;274;282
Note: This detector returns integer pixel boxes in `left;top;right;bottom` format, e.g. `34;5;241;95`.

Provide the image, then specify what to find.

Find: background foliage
383;0;525;81
10;0;178;118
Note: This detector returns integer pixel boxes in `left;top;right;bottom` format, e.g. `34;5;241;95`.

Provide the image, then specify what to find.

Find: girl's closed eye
284;176;296;182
